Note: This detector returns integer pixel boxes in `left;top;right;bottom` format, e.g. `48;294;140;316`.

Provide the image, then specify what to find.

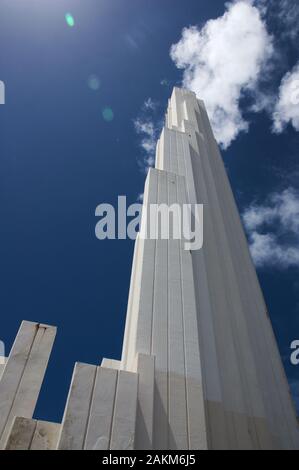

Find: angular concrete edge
101;358;121;370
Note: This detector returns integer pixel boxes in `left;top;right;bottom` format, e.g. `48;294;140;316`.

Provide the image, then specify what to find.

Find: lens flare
87;75;101;91
65;13;75;28
102;107;114;122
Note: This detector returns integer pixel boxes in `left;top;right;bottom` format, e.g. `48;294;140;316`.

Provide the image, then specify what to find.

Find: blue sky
0;0;298;422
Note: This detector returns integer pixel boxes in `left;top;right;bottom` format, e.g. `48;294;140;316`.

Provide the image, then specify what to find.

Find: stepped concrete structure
0;88;298;450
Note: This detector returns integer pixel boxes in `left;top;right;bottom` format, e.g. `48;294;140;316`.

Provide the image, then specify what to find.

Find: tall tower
121;87;299;450
1;88;298;450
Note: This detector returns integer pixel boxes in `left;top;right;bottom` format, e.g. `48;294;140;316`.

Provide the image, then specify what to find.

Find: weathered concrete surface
0;321;56;448
4;417;36;450
31;420;60;450
4;417;60;450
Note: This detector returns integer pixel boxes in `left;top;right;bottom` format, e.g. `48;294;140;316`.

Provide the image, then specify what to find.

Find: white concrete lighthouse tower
120;87;299;450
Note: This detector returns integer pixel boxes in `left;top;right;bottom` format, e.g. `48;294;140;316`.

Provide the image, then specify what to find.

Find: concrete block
31;420;60;450
4;417;60;450
4;417;36;450
110;370;138;450
0;358;6;380
57;362;97;450
101;358;121;370
167;173;188;450
85;367;118;450
135;354;155;450
151;172;169;450
135;169;158;357
58;364;139;451
0;321;56;448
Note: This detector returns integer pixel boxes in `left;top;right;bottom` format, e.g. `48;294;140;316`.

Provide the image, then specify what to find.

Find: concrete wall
156;88;299;449
5;417;60;450
0;358;6;380
0;321;56;449
120;87;299;449
121;167;207;450
57;363;138;450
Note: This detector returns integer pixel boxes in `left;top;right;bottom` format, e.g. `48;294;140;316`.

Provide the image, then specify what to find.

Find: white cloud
134;117;158;172
243;188;299;232
160;78;170;87
277;0;299;41
170;0;273;149
243;188;299;268
272;63;299;133
257;0;299;42
255;1;299;133
134;119;155;153
143;98;158;111
248;232;299;269
134;97;162;172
